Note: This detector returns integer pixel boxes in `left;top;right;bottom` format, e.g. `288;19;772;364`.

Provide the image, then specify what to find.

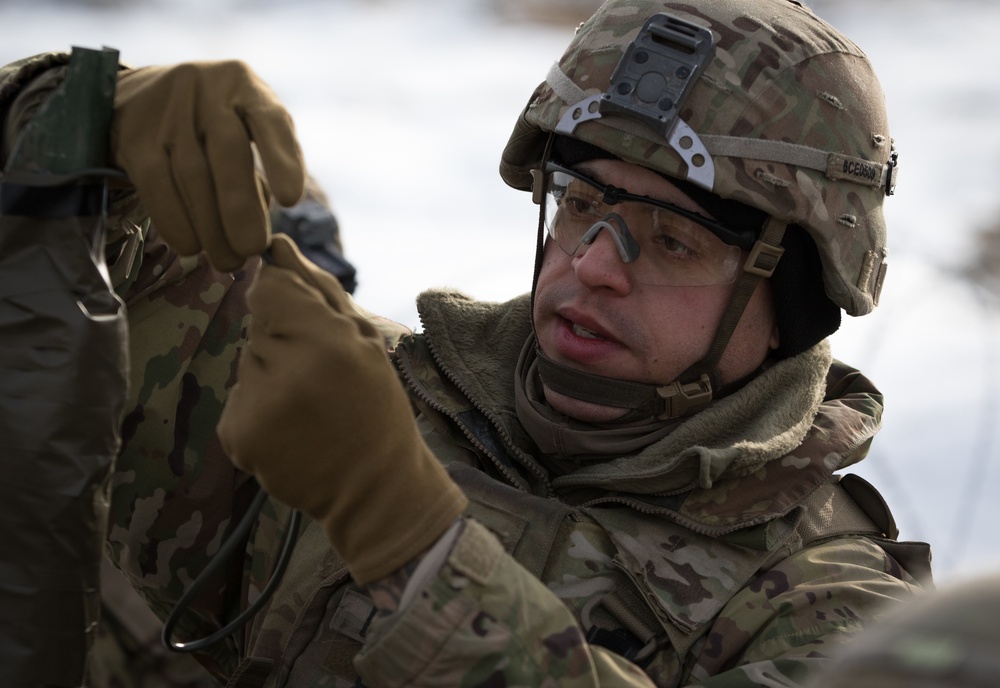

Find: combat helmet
503;0;898;419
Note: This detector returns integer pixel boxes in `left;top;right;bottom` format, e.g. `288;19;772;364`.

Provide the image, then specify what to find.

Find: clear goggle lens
543;163;744;287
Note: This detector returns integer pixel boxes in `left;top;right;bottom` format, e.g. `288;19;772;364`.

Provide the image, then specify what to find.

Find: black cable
161;247;302;653
161;488;301;653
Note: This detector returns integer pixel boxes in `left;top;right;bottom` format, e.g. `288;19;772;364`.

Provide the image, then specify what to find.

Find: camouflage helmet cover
500;0;896;316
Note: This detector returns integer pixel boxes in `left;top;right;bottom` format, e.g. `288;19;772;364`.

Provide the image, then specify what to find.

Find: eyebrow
574;161;613;187
572;161;686;211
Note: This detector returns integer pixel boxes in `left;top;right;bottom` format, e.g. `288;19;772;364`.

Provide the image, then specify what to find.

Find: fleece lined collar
413;288;882;529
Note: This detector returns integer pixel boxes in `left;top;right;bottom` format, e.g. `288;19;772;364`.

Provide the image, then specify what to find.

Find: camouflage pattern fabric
107;224;255;680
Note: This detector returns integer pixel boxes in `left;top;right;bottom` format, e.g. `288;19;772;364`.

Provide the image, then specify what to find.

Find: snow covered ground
2;0;998;583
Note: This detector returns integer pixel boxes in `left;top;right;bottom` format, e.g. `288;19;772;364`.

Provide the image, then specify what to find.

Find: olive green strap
684;216;786;383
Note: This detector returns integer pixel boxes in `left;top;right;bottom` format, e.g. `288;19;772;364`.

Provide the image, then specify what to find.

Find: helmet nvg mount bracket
555;13;717;190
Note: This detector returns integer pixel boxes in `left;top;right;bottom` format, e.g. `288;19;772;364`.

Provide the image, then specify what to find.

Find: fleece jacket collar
412;289;882;531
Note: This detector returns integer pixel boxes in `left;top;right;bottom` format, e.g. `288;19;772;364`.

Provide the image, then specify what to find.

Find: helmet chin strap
531;214;788;422
534;348;716;421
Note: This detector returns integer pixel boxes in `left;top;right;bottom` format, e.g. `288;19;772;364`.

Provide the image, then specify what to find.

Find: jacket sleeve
355;520;923;688
108;226;259;679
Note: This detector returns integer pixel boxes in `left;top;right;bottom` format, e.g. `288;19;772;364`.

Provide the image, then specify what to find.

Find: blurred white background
2;0;998;583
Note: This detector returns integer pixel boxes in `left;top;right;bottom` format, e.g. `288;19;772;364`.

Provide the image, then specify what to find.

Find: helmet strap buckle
745;237;786;278
655;374;714;419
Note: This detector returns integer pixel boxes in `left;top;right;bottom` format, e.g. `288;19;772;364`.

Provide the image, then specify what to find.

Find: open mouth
571;323;606;340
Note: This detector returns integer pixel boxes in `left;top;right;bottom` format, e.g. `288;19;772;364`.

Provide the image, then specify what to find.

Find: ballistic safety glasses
543;162;754;286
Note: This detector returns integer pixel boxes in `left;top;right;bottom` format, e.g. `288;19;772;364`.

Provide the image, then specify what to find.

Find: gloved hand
111;61;306;272
217;235;468;585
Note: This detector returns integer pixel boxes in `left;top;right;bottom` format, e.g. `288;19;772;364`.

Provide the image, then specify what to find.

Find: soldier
0;0;932;686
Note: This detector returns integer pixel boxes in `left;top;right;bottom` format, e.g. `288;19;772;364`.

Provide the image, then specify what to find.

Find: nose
571;225;634;294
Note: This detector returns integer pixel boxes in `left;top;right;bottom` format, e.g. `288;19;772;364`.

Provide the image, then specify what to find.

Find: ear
769;323;780;351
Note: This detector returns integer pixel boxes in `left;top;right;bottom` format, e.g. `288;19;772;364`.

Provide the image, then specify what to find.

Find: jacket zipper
579;494;769;538
393;340;553;496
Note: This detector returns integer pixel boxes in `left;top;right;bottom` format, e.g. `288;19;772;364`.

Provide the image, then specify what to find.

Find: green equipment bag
0;47;129;688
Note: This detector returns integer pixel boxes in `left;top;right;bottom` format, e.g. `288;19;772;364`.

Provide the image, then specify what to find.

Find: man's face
532;158;779;422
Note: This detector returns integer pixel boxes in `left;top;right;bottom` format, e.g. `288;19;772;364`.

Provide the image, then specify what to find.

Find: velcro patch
447;519;502;586
329;588;377;643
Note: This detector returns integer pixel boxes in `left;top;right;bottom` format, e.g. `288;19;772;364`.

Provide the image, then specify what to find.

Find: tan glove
111;61;306;272
217;235;468;585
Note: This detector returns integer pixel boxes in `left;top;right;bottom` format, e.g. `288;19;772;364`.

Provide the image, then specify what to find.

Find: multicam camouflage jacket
1;53;932;688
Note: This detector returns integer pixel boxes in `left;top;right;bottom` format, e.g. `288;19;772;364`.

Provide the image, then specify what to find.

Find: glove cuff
334;473;468;586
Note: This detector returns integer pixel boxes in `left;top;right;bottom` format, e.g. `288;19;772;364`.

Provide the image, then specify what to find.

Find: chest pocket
447;462;573;579
448;465;676;666
586;507;799;660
